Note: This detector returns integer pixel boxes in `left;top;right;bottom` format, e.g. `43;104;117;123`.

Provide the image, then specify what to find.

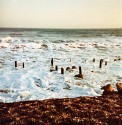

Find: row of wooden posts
93;58;107;68
51;58;66;74
50;64;82;75
14;58;107;74
50;58;107;75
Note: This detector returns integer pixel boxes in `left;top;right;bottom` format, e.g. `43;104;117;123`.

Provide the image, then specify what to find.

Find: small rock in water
114;56;122;61
72;66;77;69
0;90;10;93
101;84;114;95
50;66;55;72
41;44;48;48
116;83;122;94
74;74;83;79
20;91;30;98
50;69;55;72
66;67;71;71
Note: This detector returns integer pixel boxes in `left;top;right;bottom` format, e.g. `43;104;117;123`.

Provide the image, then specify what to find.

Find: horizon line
0;27;122;30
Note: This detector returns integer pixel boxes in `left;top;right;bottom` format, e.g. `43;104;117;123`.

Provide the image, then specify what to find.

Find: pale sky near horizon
0;0;122;29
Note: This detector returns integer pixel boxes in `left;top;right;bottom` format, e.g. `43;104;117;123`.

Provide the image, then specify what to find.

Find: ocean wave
0;31;122;102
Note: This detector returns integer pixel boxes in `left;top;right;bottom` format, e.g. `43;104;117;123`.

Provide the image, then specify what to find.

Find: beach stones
101;84;114;95
116;83;122;94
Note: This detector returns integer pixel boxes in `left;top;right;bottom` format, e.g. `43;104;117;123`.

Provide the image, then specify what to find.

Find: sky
0;0;122;29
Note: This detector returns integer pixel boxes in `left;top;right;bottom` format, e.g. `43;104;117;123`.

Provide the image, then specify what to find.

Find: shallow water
0;28;122;102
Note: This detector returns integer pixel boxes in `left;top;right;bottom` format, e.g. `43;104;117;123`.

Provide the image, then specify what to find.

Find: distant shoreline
0;27;122;31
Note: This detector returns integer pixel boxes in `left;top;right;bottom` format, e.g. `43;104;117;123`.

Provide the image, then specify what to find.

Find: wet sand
0;93;122;125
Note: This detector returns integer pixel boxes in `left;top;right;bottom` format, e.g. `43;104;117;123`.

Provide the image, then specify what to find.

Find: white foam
0;42;9;48
0;35;122;102
1;36;13;43
20;91;30;98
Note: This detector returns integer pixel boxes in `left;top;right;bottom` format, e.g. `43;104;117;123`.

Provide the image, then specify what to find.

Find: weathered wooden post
23;62;25;68
105;61;107;66
51;58;53;66
79;66;82;74
99;59;103;68
15;61;18;68
55;65;58;71
93;58;95;62
61;68;64;74
74;66;83;79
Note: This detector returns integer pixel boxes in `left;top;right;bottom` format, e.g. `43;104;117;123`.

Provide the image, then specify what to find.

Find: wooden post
79;66;82;74
15;61;17;67
93;58;95;62
55;65;58;71
99;59;103;68
51;58;53;66
74;66;83;79
61;68;64;74
23;62;25;68
105;61;107;66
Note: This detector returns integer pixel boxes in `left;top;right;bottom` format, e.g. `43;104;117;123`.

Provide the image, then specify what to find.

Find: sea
0;28;122;102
